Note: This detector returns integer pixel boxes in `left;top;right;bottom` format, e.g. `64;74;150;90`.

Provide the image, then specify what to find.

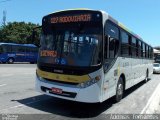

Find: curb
141;83;160;114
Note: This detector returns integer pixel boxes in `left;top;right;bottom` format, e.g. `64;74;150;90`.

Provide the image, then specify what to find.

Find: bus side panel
103;58;121;101
15;52;26;62
0;53;9;63
25;47;38;63
25;52;38;63
102;57;153;102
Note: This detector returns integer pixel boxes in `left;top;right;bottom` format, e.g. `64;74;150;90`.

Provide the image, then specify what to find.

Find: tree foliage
0;22;40;45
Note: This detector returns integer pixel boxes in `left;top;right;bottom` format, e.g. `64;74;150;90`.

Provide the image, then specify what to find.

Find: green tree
0;22;41;45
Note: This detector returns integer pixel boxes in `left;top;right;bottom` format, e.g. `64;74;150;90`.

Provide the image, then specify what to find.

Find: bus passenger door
103;21;120;100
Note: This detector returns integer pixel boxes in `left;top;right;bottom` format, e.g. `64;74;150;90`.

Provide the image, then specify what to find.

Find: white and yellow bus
36;9;153;103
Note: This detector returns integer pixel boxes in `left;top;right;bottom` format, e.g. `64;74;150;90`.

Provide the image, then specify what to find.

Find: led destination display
50;14;92;23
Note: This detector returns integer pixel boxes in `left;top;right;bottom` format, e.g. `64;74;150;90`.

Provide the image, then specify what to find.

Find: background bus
155;54;160;63
0;43;38;64
35;9;153;103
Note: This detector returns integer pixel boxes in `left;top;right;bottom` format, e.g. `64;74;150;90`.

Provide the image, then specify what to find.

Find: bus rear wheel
8;58;14;64
115;77;124;102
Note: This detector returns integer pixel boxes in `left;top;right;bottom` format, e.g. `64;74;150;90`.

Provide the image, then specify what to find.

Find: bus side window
3;45;12;53
104;21;120;60
31;47;38;53
142;43;146;58
138;40;141;57
121;31;130;56
17;46;25;52
146;45;149;58
149;46;152;59
11;45;18;52
33;47;38;52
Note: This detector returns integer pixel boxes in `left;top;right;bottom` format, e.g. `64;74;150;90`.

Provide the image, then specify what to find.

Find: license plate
51;87;62;94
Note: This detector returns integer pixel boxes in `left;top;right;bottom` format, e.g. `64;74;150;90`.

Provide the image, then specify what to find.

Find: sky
0;0;160;47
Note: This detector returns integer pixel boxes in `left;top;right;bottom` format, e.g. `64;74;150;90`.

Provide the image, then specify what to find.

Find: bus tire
7;58;14;64
145;69;149;83
115;77;124;102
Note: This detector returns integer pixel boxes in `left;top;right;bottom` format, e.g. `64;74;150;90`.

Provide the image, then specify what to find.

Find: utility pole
2;10;7;26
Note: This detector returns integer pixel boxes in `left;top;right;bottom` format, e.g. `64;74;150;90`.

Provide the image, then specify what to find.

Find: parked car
153;63;160;74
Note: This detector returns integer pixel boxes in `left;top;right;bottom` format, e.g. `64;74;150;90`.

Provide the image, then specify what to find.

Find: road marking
1;74;14;77
23;73;34;75
0;73;34;77
0;98;49;112
0;84;6;87
141;83;160;114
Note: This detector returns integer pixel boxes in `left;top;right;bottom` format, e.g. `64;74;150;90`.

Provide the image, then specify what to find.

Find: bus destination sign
50;14;92;23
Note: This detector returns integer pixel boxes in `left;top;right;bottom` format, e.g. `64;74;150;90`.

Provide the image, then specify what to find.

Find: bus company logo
2;114;18;120
16;53;24;56
7;54;15;57
54;69;63;73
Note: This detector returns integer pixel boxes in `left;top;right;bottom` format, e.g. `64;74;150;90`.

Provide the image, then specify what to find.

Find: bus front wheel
115;77;124;102
8;58;14;64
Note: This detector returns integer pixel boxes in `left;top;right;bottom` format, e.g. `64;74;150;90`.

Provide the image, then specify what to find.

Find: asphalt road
0;64;160;120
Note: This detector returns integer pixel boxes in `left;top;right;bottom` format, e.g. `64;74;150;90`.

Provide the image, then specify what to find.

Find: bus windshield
39;23;102;67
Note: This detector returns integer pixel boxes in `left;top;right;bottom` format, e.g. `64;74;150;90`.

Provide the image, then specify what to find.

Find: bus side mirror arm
32;30;40;47
32;30;36;43
32;26;42;47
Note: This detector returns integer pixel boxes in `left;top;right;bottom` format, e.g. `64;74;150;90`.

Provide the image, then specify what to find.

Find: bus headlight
36;70;43;81
77;75;101;88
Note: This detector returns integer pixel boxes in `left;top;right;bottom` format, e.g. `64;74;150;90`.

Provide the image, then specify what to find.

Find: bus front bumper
35;77;102;103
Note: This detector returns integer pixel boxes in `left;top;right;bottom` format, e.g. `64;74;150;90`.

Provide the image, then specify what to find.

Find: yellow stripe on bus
37;69;90;83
